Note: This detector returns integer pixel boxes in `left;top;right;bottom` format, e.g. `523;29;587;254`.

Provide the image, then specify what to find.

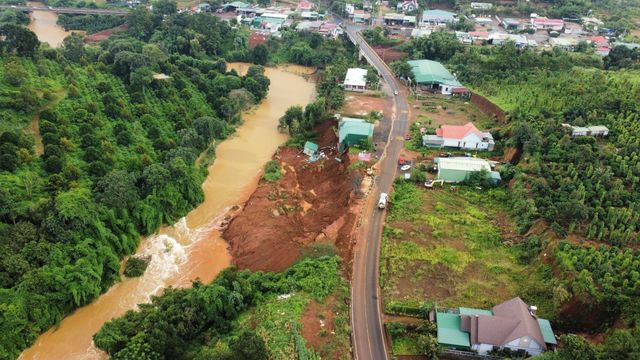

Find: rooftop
338;118;374;144
436;122;483;140
344;68;368;87
436;157;492;172
437;312;471;348
422;9;456;20
407;59;461;86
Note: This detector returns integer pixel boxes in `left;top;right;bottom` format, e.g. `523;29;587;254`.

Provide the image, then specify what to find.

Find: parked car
400;164;411;171
378;193;388;209
398;157;406;165
404;134;412;140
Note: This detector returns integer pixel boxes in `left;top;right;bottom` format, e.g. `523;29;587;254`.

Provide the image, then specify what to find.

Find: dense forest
0;1;360;357
0;2;278;358
93;256;344;360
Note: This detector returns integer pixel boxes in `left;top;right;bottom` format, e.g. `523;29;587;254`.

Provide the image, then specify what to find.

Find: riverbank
223;120;366;276
19;64;316;360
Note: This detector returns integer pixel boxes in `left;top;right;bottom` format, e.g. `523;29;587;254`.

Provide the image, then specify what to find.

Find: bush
123;256;151;277
262;160;281;182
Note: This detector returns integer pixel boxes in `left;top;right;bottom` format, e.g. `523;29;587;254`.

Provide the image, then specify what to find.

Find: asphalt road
0;5;130;15
343;24;411;360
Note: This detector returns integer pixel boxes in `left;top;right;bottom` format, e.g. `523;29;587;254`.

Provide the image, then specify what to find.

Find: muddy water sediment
27;1;75;48
19;64;316;360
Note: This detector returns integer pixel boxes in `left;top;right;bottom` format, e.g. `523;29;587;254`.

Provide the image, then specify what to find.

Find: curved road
343;25;410;360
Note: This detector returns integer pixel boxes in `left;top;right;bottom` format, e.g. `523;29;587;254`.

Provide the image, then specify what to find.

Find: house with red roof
423;122;495;150
531;17;564;31
296;0;315;12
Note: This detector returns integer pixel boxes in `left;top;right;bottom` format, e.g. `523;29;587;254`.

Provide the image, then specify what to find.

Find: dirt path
24;90;66;156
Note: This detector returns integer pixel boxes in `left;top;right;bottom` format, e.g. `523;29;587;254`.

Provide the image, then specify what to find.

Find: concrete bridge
0;5;130;15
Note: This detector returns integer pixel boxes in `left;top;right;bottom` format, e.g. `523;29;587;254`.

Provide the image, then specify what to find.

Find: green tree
0;23;38;57
557;334;597;360
62;33;86;63
252;44;268;65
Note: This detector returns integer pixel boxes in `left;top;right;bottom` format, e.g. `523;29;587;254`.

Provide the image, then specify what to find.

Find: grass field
381;181;550;313
237;273;351;360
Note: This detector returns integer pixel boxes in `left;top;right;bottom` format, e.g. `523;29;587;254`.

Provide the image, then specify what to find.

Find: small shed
338;118;374;152
303;141;318;156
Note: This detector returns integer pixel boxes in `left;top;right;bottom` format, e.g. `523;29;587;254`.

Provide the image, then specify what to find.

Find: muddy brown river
19;64;316;360
27;1;75;48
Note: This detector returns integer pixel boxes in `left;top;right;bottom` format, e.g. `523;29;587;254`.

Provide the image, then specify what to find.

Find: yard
409;94;496;130
236;263;352;360
342;93;393;118
381;181;551;314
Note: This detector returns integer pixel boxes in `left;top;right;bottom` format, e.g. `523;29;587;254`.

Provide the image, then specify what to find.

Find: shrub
123;256;151;277
262;160;281;182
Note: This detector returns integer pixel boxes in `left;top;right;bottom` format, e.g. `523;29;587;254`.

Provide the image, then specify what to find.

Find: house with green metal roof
436;297;557;356
407;59;465;95
421;9;457;25
437;312;472;350
338;118;374;152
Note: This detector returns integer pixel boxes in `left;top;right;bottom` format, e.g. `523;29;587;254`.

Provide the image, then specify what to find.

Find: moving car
394;90;399;95
378;193;388;209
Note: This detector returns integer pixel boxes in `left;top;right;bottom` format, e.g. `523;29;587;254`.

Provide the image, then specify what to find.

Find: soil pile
223;120;360;273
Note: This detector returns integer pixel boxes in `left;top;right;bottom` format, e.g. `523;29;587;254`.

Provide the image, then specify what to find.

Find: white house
396;0;418;13
345;3;355;15
343;68;368;92
423;122;494;150
470;2;492;10
531;17;564;31
563;124;609;137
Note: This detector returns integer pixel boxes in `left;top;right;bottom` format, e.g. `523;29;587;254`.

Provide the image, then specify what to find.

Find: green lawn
381;181;551;313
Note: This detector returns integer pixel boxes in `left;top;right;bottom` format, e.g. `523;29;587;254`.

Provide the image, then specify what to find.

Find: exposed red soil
343;93;393;117
372;45;408;63
300;296;337;356
223;120;360;274
249;30;269;49
470;92;507;123
84;24;129;43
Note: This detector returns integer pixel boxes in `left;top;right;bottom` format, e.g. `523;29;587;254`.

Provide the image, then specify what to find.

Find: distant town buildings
531;17;564;31
396;0;418;13
296;0;315;12
470;2;492;10
421;9;457;27
383;13;416;26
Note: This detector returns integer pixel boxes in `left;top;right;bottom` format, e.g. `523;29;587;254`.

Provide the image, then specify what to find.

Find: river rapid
19;64;316;360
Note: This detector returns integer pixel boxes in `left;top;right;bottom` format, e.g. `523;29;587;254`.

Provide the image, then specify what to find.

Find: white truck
378;193;388;209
